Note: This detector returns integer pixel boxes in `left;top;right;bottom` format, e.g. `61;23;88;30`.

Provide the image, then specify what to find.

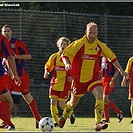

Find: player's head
56;37;71;52
1;24;12;40
85;22;98;43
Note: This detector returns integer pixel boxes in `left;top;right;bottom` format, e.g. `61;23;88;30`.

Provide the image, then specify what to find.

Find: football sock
28;99;41;121
130;105;133;120
108;101;121;114
0;113;13;126
94;99;104;124
0;102;12;125
62;101;73;119
104;103;110;121
50;105;59;124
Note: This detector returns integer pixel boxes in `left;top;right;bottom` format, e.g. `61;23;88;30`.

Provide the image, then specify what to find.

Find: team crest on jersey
11;43;15;48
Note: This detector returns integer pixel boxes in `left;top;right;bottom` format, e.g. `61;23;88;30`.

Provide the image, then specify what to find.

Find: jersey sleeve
100;42;117;63
1;36;13;58
61;40;82;63
45;54;56;72
18;40;30;54
125;57;133;74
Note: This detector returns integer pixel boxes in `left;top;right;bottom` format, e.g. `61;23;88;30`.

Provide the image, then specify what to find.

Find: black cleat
117;111;124;123
8;125;15;131
69;114;75;124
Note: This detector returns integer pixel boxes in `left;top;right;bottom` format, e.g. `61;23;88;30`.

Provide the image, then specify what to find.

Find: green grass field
1;117;133;132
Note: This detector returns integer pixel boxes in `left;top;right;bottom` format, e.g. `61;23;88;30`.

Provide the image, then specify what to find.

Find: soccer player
0;35;21;130
43;37;75;127
121;56;133;124
59;22;127;131
101;56;124;123
1;24;41;128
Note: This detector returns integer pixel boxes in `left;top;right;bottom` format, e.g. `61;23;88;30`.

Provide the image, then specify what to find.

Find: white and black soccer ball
39;117;54;132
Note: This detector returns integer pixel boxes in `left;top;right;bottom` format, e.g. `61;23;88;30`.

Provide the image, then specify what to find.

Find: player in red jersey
59;22;127;131
121;57;133;124
1;24;41;128
43;37;75;127
101;56;124;123
0;35;21;130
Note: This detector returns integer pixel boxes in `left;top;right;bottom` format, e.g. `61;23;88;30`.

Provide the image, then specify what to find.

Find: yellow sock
94;99;104;124
130;105;133;120
50;105;59;124
62;101;73;119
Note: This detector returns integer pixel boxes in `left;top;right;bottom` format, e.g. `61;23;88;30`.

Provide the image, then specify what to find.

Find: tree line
1;2;133;16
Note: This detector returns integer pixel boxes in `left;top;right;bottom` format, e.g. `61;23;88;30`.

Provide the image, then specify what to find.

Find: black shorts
11;94;22;104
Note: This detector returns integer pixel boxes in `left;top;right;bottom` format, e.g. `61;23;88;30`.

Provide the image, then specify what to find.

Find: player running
43;37;75;127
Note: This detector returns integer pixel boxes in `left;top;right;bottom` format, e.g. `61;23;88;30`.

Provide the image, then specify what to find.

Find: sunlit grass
0;117;133;132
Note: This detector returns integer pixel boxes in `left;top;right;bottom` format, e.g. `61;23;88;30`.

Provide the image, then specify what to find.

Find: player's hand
43;72;50;79
109;78;115;88
120;71;128;77
65;64;72;71
13;75;21;86
121;81;126;87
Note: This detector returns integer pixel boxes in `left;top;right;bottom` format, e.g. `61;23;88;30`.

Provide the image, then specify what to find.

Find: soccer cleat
59;116;67;128
102;120;110;123
36;120;39;128
0;122;8;129
129;120;133;124
54;123;59;127
95;122;108;131
117;111;124;123
69;114;75;124
8;125;15;131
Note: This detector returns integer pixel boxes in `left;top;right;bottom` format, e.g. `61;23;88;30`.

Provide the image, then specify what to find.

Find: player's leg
59;95;80;128
50;97;59;127
130;100;133;123
22;92;41;128
0;91;13;109
103;103;110;122
0;102;15;130
92;85;108;131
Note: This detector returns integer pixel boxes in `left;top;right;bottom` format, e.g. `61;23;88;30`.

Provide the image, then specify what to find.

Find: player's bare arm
7;55;21;86
113;60;128;77
14;54;31;60
62;58;72;71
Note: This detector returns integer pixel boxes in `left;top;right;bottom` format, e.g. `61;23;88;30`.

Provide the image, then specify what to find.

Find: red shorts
9;74;30;95
102;76;115;95
0;75;8;94
49;81;71;101
71;79;102;97
128;81;133;100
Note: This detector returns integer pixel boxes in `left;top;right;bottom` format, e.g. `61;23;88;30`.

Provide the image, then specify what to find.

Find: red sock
28;99;41;121
104;103;110;121
108;101;121;114
0;102;13;126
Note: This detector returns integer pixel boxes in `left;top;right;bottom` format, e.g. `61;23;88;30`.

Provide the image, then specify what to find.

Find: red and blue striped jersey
0;34;13;77
9;37;30;76
101;57;116;77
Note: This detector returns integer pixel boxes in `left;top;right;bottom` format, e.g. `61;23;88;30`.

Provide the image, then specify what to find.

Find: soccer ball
39;117;54;132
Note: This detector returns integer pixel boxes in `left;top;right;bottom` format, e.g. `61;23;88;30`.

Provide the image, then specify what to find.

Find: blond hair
86;22;98;30
56;37;71;47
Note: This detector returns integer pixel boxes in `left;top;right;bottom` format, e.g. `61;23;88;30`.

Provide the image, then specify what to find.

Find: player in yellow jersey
59;22;127;131
43;37;75;127
121;57;133;124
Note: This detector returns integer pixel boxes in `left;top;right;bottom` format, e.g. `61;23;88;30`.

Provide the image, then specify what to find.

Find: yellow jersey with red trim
61;35;117;83
45;52;71;91
125;57;133;81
